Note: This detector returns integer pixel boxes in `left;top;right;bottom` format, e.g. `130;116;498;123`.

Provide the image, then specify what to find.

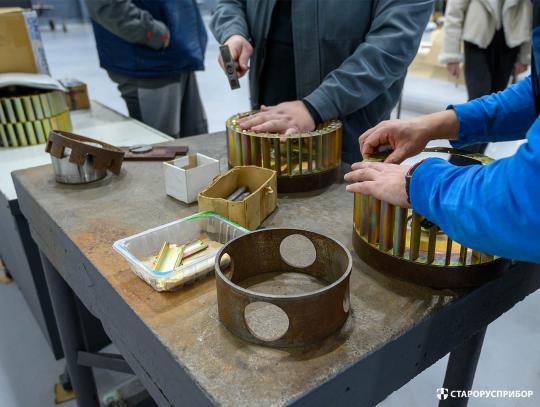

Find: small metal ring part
215;228;352;347
352;148;510;288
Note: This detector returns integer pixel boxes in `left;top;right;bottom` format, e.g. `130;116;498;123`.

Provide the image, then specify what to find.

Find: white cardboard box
163;153;220;203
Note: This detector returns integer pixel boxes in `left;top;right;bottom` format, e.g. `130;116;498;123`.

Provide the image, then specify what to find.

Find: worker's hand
236;101;316;134
359;110;459;163
514;63;528;76
359;118;431;163
219;35;253;78
446;62;460;79
344;162;411;208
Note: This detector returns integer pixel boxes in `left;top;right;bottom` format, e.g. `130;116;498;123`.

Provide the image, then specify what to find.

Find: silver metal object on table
51;146;107;184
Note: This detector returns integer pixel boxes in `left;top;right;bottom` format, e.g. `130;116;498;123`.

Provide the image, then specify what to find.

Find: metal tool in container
352;147;510;289
226;112;342;193
153;240;209;273
46;130;125;184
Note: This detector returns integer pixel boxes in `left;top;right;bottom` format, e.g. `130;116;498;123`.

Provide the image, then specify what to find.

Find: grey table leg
40;251;99;407
439;327;487;407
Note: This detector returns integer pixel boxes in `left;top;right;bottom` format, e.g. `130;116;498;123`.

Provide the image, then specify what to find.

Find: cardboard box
60;79;90;110
198;166;277;230
163;154;220;204
0;8;49;74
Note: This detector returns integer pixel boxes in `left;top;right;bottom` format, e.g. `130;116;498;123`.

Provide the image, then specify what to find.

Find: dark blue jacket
90;0;207;78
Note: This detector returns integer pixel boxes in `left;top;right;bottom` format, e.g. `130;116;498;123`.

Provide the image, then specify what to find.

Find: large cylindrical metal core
352;148;510;288
226;112;343;192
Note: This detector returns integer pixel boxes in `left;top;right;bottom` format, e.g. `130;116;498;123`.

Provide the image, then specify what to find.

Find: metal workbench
0;101;171;358
11;133;540;407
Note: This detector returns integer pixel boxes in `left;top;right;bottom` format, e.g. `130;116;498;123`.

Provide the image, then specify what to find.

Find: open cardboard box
198;166;277;230
163;153;220;204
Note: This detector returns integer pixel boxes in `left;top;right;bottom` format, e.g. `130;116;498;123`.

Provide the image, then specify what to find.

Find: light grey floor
1;23;538;407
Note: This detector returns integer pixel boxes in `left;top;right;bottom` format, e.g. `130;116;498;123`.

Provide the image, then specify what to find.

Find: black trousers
463;29;519;153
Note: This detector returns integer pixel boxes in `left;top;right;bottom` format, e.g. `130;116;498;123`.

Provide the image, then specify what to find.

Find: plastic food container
113;211;248;292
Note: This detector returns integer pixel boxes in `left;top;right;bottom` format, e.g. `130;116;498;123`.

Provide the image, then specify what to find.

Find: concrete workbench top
0;101;170;201
11;132;458;406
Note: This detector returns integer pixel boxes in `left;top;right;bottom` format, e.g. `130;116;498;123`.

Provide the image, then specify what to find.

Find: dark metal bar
77;351;134;375
445;238;453;266
40;252;99;407
439;327;487;407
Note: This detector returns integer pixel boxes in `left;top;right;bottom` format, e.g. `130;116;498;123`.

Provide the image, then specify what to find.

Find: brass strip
286;138;292;176
393;207;408;257
359;194;370;237
234;132;243;166
379;202;395;252
445;238;453;266
274;138;281;175
459;245;468;266
262;138;271;168
298;138;303;175
368;197;381;244
308;137;313;173
409;212;422;261
426;224;438;264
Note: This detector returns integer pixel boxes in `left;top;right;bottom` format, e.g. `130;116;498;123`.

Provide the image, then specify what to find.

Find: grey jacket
210;0;433;162
85;0;169;50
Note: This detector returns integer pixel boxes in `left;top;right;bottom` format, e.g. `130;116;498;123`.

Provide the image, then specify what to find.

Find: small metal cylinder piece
273;138;281;175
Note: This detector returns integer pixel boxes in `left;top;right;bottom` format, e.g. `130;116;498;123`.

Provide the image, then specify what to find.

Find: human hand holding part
514;63;528;76
236;101;316;134
447;62;460;79
359;110;459;164
219;35;253;78
344;162;411;208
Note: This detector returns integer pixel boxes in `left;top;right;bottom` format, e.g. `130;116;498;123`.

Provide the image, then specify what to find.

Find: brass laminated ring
353;147;510;289
215;228;352;347
0;90;71;148
226;112;343;193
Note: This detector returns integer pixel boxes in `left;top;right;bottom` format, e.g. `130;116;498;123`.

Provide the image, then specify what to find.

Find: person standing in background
210;0;434;164
439;0;532;153
86;0;208;138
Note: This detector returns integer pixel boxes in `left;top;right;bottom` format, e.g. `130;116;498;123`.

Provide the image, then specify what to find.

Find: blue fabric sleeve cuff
447;103;486;148
409;158;449;220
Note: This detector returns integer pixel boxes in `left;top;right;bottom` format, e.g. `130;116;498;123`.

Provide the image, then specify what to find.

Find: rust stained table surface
12;133;540;407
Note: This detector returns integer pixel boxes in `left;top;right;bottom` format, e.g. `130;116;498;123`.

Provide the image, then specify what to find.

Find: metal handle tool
220;45;240;90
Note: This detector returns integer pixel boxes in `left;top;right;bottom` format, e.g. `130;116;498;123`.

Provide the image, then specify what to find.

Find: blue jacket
89;0;207;78
410;29;540;263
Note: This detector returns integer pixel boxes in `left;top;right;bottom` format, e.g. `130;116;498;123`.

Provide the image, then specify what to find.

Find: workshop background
0;0;539;406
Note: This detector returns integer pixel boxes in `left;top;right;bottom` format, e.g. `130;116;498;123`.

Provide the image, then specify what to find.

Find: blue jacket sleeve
450;76;537;148
410;117;540;263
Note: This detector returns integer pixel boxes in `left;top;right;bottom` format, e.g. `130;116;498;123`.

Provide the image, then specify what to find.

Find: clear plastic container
113;211;248;291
